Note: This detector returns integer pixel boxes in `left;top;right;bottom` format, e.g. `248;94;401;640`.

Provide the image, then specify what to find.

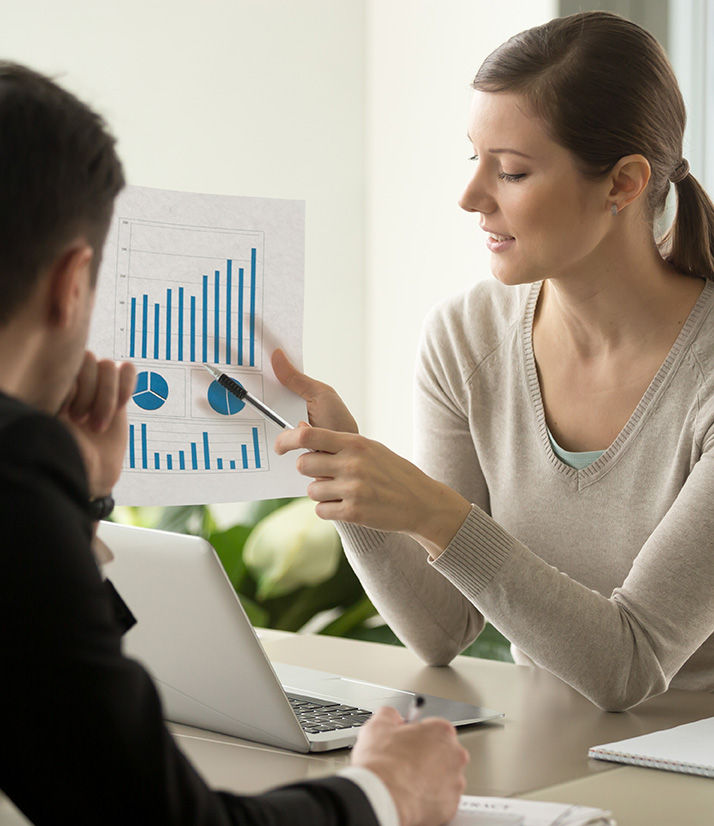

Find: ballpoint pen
405;695;425;724
203;363;295;430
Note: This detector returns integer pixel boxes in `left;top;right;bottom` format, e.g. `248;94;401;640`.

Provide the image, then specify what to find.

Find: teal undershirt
547;428;605;470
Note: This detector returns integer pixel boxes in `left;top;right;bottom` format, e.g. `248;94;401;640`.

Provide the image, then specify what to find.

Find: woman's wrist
408;484;472;560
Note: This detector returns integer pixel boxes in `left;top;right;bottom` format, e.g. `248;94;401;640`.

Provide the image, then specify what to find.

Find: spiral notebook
588;715;714;777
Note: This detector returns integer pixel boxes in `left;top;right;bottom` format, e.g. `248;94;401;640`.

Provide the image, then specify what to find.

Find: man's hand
351;706;469;826
59;353;136;499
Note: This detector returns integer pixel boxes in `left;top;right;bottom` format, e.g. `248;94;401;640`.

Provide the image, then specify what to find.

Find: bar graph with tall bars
128;421;266;473
116;219;263;369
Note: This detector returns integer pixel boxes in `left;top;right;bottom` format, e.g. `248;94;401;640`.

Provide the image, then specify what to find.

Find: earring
610;203;618;217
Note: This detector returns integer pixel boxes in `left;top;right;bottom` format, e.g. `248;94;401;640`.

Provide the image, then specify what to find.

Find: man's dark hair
0;62;125;324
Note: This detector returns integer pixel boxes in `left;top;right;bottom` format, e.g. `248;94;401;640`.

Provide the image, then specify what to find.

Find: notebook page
589;715;714;775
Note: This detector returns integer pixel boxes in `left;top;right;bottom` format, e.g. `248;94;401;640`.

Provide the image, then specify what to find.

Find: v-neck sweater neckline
522;279;714;481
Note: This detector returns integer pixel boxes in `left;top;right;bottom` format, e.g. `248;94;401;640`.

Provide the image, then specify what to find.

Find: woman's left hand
274;425;471;558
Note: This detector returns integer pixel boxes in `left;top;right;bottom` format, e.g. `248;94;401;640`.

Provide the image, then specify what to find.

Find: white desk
522;767;714;825
167;631;714;824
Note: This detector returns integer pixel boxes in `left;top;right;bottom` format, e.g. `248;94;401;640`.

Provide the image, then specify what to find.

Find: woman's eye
498;171;526;182
469;154;479;162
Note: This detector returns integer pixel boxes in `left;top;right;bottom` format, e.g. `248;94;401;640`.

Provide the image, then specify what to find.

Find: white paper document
450;796;614;826
90;185;308;505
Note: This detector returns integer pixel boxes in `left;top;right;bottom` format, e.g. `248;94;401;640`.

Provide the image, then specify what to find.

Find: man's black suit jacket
0;392;378;826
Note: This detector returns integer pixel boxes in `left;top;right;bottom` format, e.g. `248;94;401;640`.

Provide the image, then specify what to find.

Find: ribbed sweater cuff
431;505;513;596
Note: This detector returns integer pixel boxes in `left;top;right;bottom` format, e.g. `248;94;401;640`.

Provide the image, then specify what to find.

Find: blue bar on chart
190;296;196;362
225;260;232;364
126;252;258;367
203;431;211;470
130;298;137;358
153;303;160;359
202;275;208;363
142;423;148;469
166;289;172;361
126;423;265;472
129;424;148;469
142;296;148;359
250;248;256;366
177;288;184;362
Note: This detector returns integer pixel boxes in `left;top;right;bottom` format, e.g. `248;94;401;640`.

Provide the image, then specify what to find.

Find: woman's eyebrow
465;136;535;161
488;148;535;160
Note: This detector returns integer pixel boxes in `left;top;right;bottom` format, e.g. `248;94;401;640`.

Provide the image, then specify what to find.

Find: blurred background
2;0;710;658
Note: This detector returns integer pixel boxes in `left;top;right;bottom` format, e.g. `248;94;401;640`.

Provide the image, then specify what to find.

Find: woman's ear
46;242;94;328
608;154;651;213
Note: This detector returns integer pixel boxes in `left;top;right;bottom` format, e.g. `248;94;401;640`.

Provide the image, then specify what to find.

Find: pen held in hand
203;364;295;430
405;695;425;724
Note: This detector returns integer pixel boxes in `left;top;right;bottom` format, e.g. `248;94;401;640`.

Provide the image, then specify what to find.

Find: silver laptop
98;521;503;753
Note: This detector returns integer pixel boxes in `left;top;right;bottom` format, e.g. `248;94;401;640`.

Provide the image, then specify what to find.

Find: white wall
364;0;556;455
0;0;368;418
0;0;556;461
669;0;714;196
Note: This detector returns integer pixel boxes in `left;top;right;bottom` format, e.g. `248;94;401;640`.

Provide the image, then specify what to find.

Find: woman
273;11;714;711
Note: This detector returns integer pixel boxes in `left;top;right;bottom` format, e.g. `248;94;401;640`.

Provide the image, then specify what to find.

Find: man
0;62;468;826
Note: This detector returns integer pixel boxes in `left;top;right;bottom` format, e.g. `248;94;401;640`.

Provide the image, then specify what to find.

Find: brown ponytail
472;11;714;280
660;174;714;278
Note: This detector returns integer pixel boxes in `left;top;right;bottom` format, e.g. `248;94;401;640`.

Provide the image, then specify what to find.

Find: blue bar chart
127;420;267;473
91;185;306;504
116;219;263;369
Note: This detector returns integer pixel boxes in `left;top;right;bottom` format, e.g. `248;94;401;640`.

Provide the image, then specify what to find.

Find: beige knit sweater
339;277;714;711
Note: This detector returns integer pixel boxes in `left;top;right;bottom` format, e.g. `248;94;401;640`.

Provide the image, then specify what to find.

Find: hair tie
670;158;690;184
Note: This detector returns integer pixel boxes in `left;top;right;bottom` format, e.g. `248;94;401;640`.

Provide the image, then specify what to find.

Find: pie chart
207;380;245;416
132;371;169;411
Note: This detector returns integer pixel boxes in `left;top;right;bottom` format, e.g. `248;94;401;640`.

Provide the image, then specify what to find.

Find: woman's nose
458;170;494;215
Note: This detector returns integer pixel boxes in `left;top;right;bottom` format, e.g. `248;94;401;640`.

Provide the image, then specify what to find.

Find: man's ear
46;242;94;328
608;154;651;213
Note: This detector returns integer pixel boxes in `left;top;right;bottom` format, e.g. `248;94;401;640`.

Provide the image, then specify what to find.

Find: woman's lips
485;232;515;253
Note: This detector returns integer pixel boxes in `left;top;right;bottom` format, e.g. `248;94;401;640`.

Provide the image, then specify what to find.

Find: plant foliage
111;499;512;662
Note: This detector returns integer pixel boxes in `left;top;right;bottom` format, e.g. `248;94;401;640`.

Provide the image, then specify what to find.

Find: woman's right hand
272;348;472;555
271;348;359;434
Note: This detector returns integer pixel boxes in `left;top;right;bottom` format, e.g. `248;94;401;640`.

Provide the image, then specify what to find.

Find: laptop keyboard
287;692;373;734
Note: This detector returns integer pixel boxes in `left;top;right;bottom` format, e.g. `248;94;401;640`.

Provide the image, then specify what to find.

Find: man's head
0;62;125;326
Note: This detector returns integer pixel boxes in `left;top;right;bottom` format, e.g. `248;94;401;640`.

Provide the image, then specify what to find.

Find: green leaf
261;552;366;631
460;623;514;662
111;505;165;528
238;594;270;628
240;497;296;528
344;623;403;646
155;505;209;535
209;524;253;590
319;594;379;637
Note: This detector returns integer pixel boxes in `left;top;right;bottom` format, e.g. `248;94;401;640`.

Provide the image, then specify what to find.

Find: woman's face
460;91;613;287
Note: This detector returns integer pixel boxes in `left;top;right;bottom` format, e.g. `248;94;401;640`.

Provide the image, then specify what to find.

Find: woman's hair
473;11;714;280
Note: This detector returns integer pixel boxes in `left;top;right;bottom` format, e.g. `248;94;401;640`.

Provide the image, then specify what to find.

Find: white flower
244;499;341;599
